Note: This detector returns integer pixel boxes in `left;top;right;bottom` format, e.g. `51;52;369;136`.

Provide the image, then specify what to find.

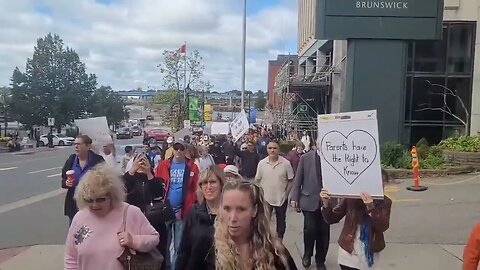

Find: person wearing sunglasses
175;165;226;270
214;180;297;270
65;164;159;270
155;142;200;269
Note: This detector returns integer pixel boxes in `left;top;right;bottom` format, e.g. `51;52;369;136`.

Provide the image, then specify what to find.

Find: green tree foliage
254;90;267;109
10;33;97;130
90;86;126;126
10;33;127;130
152;90;180;106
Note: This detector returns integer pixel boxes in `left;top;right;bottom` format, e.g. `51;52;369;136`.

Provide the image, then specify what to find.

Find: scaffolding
272;54;334;140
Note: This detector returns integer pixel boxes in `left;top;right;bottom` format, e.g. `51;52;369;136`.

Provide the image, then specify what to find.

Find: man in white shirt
255;141;294;240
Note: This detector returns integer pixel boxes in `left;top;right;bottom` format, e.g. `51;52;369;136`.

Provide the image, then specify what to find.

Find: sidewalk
0;209;465;270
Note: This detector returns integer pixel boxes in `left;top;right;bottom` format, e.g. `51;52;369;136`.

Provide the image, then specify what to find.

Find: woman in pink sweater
64;164;159;270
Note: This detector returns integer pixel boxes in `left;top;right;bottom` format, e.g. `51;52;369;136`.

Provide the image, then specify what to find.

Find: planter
385;166;476;179
442;150;480;169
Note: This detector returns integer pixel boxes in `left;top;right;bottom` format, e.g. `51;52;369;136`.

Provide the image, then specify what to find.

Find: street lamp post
240;0;247;112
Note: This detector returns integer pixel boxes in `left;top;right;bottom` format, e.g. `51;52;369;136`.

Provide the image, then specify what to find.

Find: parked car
131;126;142;136
146;115;154;120
39;134;75;146
143;128;171;142
116;127;133;139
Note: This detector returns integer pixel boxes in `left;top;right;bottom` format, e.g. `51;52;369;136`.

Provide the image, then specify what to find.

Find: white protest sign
317;110;383;199
230;110;249;142
210;122;230;135
74;117;113;147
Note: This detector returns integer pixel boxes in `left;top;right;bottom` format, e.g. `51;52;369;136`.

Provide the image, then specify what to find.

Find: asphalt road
0;136;143;249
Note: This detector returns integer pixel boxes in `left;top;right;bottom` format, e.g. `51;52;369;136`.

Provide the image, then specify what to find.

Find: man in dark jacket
289;148;330;270
61;135;104;225
235;141;260;181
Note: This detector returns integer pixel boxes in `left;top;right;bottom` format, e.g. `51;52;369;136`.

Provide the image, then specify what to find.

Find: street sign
183;120;191;129
47;118;55;127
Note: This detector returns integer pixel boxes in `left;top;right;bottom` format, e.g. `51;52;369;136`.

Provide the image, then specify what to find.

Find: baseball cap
224;165;241;177
166;137;174;144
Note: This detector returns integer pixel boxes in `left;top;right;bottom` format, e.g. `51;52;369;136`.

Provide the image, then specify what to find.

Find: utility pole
240;0;247;112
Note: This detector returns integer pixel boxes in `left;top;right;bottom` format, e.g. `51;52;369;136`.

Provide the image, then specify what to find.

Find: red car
143;128;171;142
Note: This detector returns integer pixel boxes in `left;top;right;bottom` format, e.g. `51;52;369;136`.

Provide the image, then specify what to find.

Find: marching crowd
59;129;480;270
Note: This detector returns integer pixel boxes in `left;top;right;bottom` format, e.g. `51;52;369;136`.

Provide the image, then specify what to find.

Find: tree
157;49;211;129
254;90;267;109
10;33;97;130
152;90;180;106
416;80;470;133
89;86;126;126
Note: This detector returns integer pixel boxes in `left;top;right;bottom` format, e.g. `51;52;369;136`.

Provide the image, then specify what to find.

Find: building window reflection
404;22;475;145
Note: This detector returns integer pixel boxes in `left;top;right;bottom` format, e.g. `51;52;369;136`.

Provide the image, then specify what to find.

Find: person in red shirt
464;223;480;270
155;142;199;269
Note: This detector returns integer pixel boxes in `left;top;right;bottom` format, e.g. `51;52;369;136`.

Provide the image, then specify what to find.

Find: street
0;137;142;249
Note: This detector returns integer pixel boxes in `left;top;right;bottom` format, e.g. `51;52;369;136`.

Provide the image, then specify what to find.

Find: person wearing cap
163;136;174;160
155;142;200;269
223;165;242;182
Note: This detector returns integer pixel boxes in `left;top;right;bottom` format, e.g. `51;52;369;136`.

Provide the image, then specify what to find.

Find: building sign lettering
356;1;408;9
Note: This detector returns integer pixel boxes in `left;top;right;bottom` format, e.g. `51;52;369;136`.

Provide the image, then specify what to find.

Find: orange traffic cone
407;146;428;191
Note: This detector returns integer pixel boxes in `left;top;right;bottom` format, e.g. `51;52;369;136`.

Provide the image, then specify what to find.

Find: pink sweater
64;203;159;270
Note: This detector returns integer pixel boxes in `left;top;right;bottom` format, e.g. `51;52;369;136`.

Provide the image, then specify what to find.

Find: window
445;78;471;123
447;24;474;73
404;22;475;144
413;26;447;73
410;77;445;122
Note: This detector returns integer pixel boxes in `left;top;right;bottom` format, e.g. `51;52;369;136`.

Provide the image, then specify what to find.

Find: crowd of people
59;129;480;270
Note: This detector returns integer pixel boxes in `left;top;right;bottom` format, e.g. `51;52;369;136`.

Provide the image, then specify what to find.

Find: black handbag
117;205;164;270
144;199;176;225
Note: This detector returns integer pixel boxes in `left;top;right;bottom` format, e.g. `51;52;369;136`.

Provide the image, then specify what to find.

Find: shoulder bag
117;205;164;270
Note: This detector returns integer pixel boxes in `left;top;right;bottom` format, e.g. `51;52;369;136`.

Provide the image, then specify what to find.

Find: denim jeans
164;218;185;270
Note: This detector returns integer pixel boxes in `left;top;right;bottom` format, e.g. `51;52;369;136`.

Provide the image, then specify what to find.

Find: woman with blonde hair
176;165;226;270
214;181;297;270
64;164;160;270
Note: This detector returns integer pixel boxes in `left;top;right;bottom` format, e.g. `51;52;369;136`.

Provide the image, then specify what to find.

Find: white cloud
0;0;298;92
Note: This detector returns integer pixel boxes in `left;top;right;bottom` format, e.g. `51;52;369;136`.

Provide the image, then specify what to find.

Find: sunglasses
84;197;108;204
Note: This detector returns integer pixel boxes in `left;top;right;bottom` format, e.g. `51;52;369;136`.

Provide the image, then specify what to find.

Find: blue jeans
165;218;185;270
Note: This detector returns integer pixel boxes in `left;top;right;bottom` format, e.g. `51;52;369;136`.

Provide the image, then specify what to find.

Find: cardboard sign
74;117;113;147
230;110;249;142
317;110;383;199
210;122;230;135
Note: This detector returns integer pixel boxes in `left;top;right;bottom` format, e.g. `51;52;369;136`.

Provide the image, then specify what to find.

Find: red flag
179;44;186;54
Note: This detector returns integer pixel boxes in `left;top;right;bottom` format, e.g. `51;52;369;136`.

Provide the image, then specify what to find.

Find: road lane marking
47;173;61;178
0;167;17;171
28;167;62;174
0;188;66;215
0;156;60;166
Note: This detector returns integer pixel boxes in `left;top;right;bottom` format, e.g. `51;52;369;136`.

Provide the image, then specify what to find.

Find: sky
0;0;298;92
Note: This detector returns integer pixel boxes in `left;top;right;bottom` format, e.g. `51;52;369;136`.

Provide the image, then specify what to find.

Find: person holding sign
320;169;392;270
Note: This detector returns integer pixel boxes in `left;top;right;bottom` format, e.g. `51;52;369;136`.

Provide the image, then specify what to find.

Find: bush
438;136;480;152
416;137;429;160
380;142;407;168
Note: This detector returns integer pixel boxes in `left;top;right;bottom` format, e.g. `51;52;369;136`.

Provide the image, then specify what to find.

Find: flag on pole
179;44;186;55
